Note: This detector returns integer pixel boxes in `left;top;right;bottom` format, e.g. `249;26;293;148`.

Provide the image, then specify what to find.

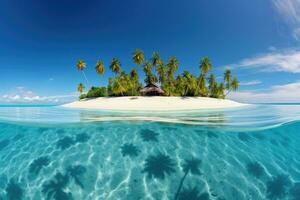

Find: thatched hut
140;83;164;96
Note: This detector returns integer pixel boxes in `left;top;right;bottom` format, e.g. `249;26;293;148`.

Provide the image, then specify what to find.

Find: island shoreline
62;96;248;111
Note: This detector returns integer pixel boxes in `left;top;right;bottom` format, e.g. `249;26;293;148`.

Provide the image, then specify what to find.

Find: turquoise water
0;105;300;200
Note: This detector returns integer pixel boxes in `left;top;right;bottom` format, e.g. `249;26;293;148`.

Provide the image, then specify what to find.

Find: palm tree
224;69;232;91
77;83;84;94
167;57;179;76
182;71;198;96
77;60;86;71
175;75;186;96
156;61;166;85
165;57;179;95
112;77;126;96
130;68;138;79
74;51;239;99
152;52;162;67
151;75;158;85
129;68;139;96
95;61;105;76
109;58;121;74
218;83;225;99
76;60;88;83
225;77;239;96
174;158;202;200
231;77;239;91
144;62;153;85
208;74;218;98
199;57;212;75
208;74;216;91
132;49;145;65
198;74;208;97
151;52;166;85
107;77;113;95
144;62;152;75
198;57;211;97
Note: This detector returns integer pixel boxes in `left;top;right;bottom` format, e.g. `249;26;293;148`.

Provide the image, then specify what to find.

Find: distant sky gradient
1;0;300;103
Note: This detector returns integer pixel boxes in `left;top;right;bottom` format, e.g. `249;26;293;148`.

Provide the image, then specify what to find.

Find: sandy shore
62;96;247;111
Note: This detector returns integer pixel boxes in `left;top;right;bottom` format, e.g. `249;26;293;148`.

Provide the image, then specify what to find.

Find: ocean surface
0;104;300;200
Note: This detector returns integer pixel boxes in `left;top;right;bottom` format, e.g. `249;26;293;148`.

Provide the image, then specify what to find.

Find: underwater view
0;105;300;200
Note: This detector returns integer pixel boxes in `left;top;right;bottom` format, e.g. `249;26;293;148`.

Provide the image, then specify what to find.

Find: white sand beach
62;96;247;111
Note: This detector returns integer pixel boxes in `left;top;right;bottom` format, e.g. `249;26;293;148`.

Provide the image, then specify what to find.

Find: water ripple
0;104;300;131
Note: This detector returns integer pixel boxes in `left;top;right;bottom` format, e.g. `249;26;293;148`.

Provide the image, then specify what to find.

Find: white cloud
12;95;20;100
239;80;262;86
229;80;300;103
272;0;300;40
0;87;76;104
229;49;300;73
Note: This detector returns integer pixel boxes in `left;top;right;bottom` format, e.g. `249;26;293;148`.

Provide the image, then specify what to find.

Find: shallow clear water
0;105;300;200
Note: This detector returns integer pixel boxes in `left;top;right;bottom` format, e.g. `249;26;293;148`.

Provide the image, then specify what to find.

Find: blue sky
1;0;300;103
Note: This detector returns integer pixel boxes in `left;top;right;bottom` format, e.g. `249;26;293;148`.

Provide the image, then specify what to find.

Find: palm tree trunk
184;86;188;96
225;89;231;97
174;171;188;200
82;71;89;84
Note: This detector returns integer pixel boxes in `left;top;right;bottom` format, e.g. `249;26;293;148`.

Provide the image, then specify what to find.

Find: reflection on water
0;105;300;129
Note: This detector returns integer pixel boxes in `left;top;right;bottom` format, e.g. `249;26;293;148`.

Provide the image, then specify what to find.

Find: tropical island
63;49;245;111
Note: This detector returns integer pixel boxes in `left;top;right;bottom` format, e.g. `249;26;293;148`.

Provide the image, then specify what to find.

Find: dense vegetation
76;50;239;99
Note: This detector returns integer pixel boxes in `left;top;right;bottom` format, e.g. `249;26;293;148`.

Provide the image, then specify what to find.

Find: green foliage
79;94;87;100
143;62;158;85
128;69;141;96
156;61;166;85
151;52;162;67
144;62;153;85
224;69;231;90
208;74;218;98
109;58;121;74
111;72;128;96
199;57;211;75
166;57;179;81
175;71;199;96
76;50;240;99
95;61;105;75
76;60;86;71
231;77;239;91
161;56;180;96
86;87;107;98
77;83;84;94
108;71;141;96
217;83;225;99
132;49;145;65
107;78;113;96
198;74;208;97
